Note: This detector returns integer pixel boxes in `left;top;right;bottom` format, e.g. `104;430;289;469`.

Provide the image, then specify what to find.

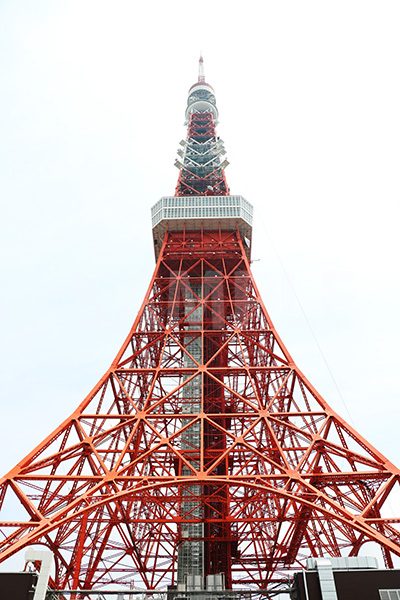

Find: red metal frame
1;229;400;591
175;112;229;197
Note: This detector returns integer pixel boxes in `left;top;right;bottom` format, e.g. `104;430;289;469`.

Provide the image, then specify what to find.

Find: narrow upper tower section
151;58;253;259
175;55;228;197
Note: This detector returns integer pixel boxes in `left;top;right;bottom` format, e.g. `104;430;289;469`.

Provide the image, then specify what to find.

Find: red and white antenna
198;53;205;83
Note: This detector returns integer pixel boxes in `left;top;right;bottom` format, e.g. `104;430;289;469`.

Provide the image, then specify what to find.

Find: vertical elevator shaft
177;282;204;585
177;257;234;590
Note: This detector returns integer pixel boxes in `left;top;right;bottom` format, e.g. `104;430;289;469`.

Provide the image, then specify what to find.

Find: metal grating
152;196;252;228
151;196;253;259
379;592;400;600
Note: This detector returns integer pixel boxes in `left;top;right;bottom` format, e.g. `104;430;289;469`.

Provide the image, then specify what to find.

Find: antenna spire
198;54;205;83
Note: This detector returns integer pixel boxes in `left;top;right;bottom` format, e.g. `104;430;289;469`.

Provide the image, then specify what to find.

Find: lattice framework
0;230;400;591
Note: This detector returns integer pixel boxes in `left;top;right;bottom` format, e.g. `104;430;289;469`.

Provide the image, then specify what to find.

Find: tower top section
151;58;253;259
185;55;218;123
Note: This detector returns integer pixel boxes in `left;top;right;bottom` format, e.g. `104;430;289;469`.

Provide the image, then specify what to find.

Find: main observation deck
151;195;253;259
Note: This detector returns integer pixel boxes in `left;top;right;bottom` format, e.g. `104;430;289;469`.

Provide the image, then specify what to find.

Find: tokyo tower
1;57;400;595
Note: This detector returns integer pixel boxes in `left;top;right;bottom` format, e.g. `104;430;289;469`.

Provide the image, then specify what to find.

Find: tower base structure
0;225;400;592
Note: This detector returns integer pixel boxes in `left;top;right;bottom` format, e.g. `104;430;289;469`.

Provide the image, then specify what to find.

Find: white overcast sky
1;0;400;564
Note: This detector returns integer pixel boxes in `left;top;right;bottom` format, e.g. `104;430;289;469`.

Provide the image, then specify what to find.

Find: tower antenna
198;53;205;83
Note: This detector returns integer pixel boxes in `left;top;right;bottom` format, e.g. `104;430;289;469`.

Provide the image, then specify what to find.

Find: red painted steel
0;229;400;591
1;62;400;593
175;112;229;196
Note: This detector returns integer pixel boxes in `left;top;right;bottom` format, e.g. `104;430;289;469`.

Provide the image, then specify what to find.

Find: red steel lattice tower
1;58;400;594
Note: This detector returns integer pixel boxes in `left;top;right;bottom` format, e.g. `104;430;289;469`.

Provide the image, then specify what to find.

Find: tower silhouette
1;58;400;594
